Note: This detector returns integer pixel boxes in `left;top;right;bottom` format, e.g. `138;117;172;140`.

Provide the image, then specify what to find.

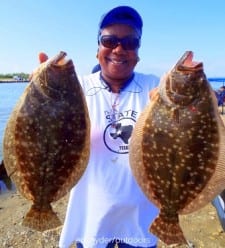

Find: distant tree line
0;72;29;80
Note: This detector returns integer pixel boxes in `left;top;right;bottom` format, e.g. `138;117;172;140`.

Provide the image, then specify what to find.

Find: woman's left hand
149;87;158;100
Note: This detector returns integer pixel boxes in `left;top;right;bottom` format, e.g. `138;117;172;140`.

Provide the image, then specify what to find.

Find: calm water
0;83;28;161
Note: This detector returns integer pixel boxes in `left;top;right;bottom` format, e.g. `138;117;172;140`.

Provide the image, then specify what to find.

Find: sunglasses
99;35;140;50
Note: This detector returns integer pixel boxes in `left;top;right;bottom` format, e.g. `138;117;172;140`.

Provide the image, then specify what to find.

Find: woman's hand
38;52;48;63
149;87;158;100
29;52;49;81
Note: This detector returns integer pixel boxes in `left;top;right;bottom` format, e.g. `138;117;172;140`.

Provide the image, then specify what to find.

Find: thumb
149;87;158;100
38;52;48;64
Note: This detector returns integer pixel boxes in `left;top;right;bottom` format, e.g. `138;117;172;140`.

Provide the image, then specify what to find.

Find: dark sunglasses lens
100;36;117;49
100;36;140;50
122;37;140;50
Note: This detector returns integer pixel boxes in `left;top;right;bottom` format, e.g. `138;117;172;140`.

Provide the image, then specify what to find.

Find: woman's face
97;24;140;84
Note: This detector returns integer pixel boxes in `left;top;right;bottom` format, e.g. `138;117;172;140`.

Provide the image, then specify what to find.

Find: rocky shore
0;191;70;248
0;189;225;248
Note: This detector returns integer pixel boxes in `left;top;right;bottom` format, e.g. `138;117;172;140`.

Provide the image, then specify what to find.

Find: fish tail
22;203;61;231
150;214;187;246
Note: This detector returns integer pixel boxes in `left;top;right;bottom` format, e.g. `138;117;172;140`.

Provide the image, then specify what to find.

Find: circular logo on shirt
103;117;136;154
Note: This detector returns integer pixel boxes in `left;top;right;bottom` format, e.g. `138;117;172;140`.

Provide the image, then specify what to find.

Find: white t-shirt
59;71;159;248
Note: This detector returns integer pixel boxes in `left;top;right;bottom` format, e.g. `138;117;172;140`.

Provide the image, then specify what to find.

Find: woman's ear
96;48;99;59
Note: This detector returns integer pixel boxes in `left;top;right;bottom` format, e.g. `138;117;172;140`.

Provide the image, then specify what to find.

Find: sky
1;0;225;78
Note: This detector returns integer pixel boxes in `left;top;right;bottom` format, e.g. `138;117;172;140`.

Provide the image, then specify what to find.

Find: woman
58;6;159;248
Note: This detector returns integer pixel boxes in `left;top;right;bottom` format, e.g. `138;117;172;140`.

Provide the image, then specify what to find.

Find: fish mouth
175;51;203;72
165;51;205;106
50;51;73;68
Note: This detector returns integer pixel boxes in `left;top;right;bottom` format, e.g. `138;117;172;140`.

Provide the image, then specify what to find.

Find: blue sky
1;0;225;77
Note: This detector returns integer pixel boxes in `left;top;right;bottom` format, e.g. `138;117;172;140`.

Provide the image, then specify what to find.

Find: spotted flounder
3;51;90;231
129;51;225;245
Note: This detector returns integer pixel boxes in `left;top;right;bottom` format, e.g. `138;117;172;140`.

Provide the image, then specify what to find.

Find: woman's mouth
107;57;126;65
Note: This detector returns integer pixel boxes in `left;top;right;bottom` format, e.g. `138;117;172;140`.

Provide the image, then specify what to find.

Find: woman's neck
100;73;134;93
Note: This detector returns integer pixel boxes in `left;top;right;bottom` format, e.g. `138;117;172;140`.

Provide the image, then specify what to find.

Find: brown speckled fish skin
3;51;90;231
129;51;225;245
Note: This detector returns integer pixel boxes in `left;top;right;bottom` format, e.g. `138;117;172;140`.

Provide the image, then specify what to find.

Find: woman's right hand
38;52;48;63
149;87;158;100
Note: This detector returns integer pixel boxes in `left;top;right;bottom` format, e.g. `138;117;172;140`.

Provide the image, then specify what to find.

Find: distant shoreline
0;80;29;83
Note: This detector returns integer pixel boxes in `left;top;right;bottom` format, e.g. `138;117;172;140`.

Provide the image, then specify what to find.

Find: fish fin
22;203;61;231
150;214;187;246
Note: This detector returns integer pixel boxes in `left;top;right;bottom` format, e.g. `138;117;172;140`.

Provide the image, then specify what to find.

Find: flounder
129;51;225;245
3;51;90;231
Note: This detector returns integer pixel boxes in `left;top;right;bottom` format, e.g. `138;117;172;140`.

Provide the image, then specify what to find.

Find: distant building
13;75;22;81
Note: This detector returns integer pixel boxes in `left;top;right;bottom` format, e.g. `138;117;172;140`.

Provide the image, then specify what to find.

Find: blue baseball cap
99;6;143;37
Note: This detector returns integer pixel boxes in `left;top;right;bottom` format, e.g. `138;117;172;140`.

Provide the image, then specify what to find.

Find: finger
149;87;158;100
38;52;48;64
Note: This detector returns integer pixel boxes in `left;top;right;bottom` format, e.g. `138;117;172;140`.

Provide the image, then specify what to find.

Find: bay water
0;83;28;160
